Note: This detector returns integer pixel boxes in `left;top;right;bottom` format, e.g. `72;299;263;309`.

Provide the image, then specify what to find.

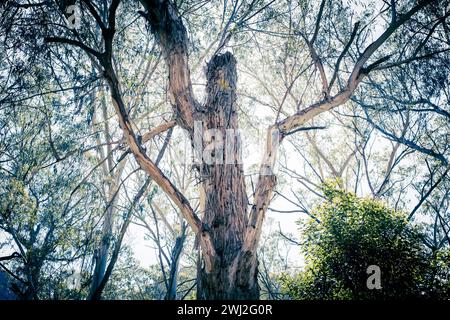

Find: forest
0;0;449;300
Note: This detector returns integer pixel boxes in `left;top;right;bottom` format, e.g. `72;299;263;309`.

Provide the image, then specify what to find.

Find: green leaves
282;182;450;299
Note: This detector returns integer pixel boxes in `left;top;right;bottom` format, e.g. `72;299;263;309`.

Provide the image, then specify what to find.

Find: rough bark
118;0;436;300
139;0;198;132
195;53;258;300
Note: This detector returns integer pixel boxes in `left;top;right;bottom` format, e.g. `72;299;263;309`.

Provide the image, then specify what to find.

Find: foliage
280;181;450;300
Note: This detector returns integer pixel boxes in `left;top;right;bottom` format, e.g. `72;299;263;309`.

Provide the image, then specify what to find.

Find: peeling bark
196;53;258;300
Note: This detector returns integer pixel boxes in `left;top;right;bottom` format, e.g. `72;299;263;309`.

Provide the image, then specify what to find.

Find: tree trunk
89;203;113;299
89;92;127;299
140;0;263;299
196;53;259;300
165;229;186;300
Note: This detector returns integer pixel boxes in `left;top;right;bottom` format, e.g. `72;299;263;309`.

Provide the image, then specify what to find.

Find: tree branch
408;166;449;221
328;21;360;91
81;0;106;30
45;36;101;59
139;0;198;131
141;120;177;144
247;0;435;250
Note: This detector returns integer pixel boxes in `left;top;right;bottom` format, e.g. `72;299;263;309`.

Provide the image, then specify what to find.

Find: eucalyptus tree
0;73;100;299
1;0;449;299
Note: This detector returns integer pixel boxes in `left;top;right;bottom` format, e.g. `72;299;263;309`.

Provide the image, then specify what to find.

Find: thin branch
45;37;101;59
408;166;449;221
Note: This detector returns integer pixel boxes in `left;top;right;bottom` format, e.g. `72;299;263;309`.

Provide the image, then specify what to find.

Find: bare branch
141;120;177;144
408;166;449;221
328;21;360;91
81;0;106;30
45;37;101;59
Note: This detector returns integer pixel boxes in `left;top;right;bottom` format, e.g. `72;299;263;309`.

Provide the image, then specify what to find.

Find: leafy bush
280;182;450;300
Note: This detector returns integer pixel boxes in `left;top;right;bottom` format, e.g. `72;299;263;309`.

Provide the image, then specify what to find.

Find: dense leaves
281;182;450;299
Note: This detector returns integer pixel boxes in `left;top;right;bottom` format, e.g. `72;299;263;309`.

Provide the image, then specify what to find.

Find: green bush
280;182;450;300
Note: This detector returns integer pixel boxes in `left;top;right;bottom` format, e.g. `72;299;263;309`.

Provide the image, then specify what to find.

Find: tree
0;91;100;299
1;0;449;299
280;182;450;299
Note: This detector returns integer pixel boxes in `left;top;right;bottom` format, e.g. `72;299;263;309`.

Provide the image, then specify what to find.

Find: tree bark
165;230;186;300
139;0;262;299
196;53;258;300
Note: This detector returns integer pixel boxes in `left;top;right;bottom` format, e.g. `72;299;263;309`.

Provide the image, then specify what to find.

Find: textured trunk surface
196;53;258;300
140;1;264;299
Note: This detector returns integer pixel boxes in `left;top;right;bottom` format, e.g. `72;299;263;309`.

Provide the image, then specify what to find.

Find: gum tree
2;0;448;299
